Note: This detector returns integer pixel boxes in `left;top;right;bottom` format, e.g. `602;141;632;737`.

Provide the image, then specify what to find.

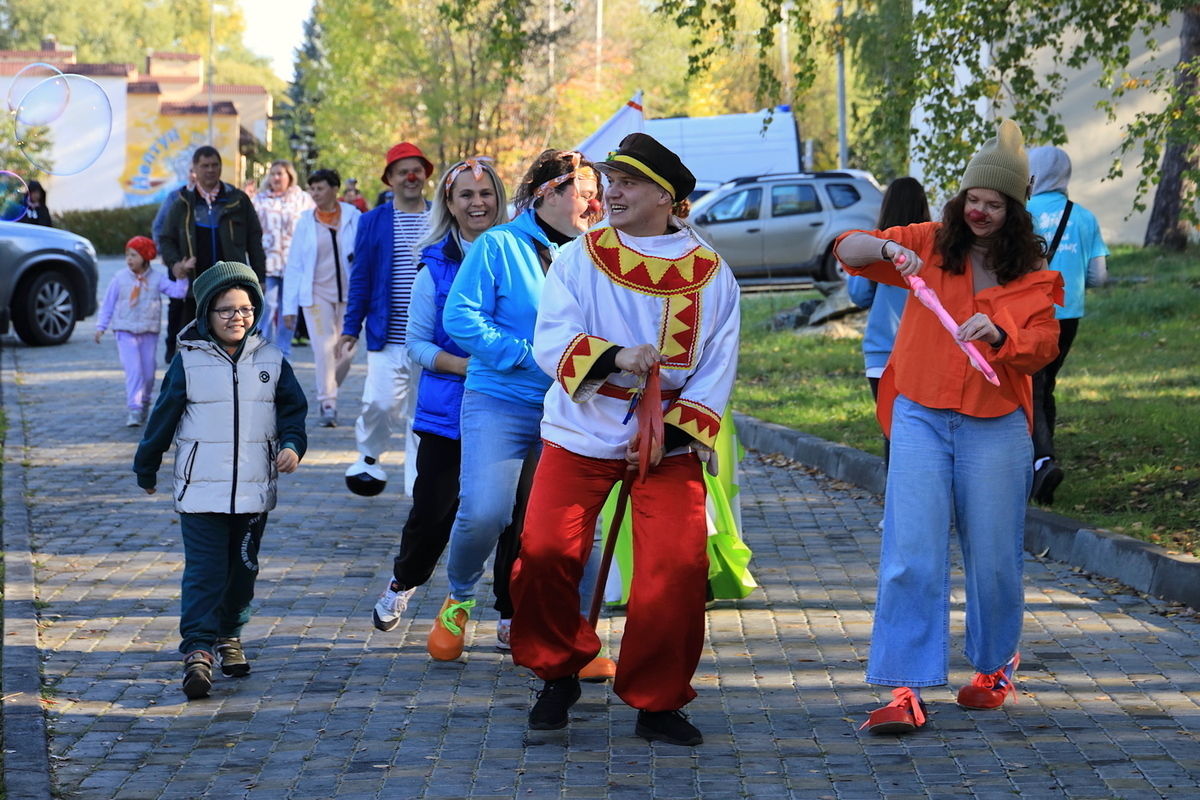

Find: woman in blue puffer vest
369;158;513;634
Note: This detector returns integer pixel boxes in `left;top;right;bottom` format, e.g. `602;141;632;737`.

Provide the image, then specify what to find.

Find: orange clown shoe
579;654;617;683
427;595;475;661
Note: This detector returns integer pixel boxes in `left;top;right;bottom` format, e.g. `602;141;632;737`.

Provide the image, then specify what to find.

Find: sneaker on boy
182;650;214;700
216;637;250;677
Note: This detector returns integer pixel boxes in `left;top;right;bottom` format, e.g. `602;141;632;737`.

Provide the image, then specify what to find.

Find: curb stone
734;410;1200;611
1;338;55;800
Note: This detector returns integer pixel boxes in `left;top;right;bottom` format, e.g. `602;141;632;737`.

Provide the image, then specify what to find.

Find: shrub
54;205;162;255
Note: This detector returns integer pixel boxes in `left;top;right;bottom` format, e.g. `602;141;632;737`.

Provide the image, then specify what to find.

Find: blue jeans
445;389;543;602
866;395;1032;688
178;512;268;656
262;276;292;357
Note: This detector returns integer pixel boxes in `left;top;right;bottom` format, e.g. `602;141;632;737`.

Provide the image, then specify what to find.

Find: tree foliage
0;0;281;91
300;0;789;190
659;0;1200;244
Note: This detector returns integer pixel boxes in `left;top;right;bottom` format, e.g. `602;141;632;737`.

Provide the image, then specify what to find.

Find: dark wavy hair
511;149;599;212
878;176;931;229
307;168;341;189
934;190;1047;285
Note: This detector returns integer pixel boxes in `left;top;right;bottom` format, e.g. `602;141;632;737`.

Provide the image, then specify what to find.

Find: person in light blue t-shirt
1025;146;1109;505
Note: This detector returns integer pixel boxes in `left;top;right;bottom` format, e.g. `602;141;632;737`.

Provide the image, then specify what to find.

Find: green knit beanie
192;261;264;339
960;119;1031;207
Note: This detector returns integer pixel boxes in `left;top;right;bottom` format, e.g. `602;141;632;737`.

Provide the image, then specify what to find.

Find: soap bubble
0;171;30;222
12;72;72;127
15;74;112;176
6;62;68;118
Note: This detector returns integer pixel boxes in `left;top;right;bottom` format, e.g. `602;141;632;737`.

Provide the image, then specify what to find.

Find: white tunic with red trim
534;221;740;460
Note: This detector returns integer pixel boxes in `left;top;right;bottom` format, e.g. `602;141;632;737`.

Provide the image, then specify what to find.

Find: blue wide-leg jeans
866;394;1033;688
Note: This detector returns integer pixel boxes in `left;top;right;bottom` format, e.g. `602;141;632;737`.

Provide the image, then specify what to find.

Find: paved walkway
4;258;1200;799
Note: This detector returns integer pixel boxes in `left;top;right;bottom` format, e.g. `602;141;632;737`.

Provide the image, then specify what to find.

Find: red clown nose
405;173;422;184
586;198;602;214
967;209;988;224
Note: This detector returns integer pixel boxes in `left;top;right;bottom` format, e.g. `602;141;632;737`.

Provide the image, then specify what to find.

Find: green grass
735;245;1200;554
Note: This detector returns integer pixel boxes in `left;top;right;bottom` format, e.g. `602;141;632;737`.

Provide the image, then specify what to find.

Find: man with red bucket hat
339;143;434;496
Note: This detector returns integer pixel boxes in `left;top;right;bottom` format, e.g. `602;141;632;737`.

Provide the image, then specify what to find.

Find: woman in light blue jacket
429;150;601;661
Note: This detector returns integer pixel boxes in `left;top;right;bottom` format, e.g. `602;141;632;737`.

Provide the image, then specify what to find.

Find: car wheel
12;269;78;346
819;247;847;282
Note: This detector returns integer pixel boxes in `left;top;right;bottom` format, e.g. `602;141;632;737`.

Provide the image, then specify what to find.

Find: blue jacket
848;275;908;373
342;201;430;350
342;203;395;351
443;209;555;408
413;233;470;439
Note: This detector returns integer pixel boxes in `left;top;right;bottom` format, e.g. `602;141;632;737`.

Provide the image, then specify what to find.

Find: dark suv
0;221;99;345
689;171;883;281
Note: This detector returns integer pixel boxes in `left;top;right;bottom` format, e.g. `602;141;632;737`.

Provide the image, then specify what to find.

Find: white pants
302;299;353;409
355;344;418;494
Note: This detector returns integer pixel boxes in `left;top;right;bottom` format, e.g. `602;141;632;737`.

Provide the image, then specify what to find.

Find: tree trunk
1144;5;1200;250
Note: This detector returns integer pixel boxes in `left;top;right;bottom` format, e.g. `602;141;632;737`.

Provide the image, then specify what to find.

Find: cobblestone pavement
5;259;1200;799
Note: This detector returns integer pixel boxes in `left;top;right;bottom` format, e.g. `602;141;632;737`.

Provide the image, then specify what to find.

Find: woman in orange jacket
834;120;1063;735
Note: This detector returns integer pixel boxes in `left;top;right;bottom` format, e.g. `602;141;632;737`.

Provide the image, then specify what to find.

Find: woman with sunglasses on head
425;150;604;663
369;157;515;633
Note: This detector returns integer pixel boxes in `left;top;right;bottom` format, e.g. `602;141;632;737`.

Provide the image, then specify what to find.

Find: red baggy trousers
510;445;709;711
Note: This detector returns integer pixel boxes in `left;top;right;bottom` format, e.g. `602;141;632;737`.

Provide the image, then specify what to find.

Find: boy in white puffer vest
134;261;308;700
95;236;190;426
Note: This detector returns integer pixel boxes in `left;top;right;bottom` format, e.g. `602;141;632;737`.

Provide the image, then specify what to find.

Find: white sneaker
496;618;512;650
373;581;416;632
125;410;141;427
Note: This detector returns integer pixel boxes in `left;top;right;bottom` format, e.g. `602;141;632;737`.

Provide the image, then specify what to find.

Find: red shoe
860;687;927;735
957;653;1020;709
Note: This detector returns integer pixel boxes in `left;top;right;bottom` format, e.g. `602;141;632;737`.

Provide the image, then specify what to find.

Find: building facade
0;38;271;212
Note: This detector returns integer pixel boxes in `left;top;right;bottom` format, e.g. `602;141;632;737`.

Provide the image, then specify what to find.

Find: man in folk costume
510;133;740;747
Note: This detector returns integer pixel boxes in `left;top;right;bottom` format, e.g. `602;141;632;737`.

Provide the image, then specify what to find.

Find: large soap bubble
0;171;30;222
15;74;112;176
6;62;68;119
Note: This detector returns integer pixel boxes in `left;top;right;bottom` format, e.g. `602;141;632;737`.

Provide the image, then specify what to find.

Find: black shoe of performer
529;676;581;730
635;709;703;746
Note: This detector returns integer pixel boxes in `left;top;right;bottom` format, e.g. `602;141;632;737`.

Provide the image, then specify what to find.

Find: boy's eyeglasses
212;306;256;320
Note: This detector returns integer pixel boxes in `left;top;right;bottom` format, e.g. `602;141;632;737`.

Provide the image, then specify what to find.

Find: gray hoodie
1028;146;1071;196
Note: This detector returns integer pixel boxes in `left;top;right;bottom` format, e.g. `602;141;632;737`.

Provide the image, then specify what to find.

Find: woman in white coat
283;168;362;427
